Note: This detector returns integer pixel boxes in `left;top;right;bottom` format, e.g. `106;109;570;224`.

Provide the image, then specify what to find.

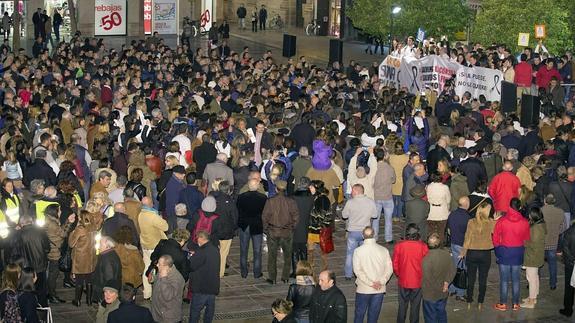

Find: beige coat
389;154;409;196
353;239;393;294
139;208;169;250
426;182;451;221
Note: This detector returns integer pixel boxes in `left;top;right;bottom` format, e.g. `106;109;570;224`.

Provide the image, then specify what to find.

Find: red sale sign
94;0;127;36
144;0;152;35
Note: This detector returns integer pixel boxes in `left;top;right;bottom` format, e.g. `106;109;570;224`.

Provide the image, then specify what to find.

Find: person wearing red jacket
492;198;530;311
536;59;562;90
514;54;533;95
393;224;429;323
487;161;521;213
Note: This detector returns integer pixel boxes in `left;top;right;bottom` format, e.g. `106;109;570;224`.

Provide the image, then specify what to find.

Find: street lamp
389;5;402;55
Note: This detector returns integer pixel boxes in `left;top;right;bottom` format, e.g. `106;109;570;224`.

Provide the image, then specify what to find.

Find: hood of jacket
506;208;524;222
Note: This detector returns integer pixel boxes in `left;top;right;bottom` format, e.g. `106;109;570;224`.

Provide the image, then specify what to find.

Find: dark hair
17;267;36;292
310;180;328;195
528;207;545;225
44;204;60;220
120;283;137;303
114;225;135;245
405;223;421;240
186;172;197;185
430;172;443;183
509;197;521;211
130;168;144;183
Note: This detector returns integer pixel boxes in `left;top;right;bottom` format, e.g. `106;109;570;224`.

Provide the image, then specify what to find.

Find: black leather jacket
126;181;147;201
287;276;315;319
7;224;50;272
309;285;347;323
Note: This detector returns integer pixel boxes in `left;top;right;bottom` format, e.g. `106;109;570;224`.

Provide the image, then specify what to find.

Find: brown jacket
45;213;72;261
114;243;144;287
461;218;496;256
68;212;103;274
128;151;157;197
90;181;108;199
262;193;299;238
60;118;74;145
124;199;143;234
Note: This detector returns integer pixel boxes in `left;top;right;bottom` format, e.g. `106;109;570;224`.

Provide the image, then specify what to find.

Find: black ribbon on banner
410;66;420;92
491;74;501;95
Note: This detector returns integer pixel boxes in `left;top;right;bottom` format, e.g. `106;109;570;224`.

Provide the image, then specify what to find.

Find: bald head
458;196;470;210
362;226;374;239
141;197;153;208
114;202;126;213
502;161;514;172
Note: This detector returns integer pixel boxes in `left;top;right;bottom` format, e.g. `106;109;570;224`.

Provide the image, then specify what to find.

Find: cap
172;165;186;174
201;196;217;213
103;279;121;294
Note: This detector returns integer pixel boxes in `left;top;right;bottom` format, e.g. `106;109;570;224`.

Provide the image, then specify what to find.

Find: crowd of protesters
0;21;572;323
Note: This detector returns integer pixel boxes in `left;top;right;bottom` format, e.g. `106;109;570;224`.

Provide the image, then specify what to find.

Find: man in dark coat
518;125;543;161
426;138;450;175
560;219;575;317
22;149;57;188
178;172;204;222
165;166;187;233
404;185;430;240
291;118;316;151
309;270;347;323
192;134;217;178
290;177;314;277
236;178;267;278
7;215;50;306
459;147;488;193
188;231;220;323
258;5;267;31
102;203;139;247
210;181;238;277
93;236;122;303
108;284;154;323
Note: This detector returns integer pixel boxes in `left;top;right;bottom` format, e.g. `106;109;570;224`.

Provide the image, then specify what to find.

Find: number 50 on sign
94;0;127;36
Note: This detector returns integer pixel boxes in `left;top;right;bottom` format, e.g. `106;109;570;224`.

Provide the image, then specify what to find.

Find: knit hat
201;196;217;213
103;279;121;294
410;184;426;198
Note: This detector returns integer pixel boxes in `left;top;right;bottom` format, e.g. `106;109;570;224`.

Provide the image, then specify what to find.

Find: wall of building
222;0;315;29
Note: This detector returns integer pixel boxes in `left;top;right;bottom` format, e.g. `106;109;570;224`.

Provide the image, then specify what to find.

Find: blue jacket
178;185;204;219
165;175;186;232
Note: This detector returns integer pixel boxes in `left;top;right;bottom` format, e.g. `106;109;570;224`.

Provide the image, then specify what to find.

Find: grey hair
507;148;519;161
216;153;228;163
159;254;174;267
175;203;187;216
30;179;45;194
101;236;116;249
99;170;112;180
299;146;309;157
44;186;57;198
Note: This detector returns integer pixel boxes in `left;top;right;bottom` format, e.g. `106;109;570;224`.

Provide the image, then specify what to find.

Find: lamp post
389;5;402;55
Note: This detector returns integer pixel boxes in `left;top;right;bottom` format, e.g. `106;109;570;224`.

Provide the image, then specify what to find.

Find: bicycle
268;14;283;30
305;19;320;36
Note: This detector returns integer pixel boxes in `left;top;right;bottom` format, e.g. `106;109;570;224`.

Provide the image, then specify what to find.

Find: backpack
192;210;219;243
2;290;22;323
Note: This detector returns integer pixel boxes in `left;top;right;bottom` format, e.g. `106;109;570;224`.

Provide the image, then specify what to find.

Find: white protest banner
94;0;127;36
378;56;402;89
398;55;459;94
153;0;178;34
455;66;503;101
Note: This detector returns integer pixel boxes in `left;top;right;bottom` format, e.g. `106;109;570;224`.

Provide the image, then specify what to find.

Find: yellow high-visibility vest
3;196;20;224
73;192;83;209
35;200;59;227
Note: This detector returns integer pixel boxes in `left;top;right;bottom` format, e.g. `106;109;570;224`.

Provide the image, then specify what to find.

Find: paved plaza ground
52;217;573;322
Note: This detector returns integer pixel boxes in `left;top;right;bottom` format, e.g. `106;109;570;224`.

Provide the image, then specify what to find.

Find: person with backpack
189;195;223;248
209;180;238;278
0;264;24;322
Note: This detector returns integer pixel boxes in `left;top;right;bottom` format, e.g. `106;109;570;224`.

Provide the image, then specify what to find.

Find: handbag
58;241;72;272
319;227;334;254
452;258;468;289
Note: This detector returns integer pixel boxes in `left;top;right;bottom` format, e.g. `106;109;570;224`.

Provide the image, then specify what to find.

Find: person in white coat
353;226;393;323
347;147;377;200
426;172;451;244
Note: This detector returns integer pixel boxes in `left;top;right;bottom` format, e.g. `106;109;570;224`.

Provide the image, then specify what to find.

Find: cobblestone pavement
51;217;573;322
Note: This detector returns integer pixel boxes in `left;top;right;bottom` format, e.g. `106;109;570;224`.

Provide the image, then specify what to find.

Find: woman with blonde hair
271;298;297;323
460;202;496;310
69;209;103;306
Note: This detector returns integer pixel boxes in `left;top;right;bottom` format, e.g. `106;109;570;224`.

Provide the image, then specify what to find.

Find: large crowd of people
0;17;572;323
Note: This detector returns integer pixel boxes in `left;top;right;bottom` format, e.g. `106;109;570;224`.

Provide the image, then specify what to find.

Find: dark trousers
54;25;60;41
239;227;262;278
564;264;575;313
48;260;60;297
259;19;266;30
543;249;558;289
397;287;422;323
251;20;257;32
422;298;447;323
267;235;292;281
189;293;216;323
466;249;491;303
291;242;307;275
35;271;48;307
